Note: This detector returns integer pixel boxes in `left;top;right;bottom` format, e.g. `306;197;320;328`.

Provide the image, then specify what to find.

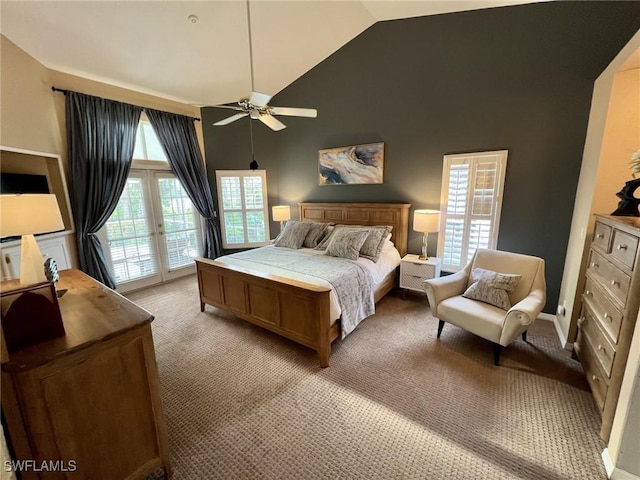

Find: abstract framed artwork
318;142;384;185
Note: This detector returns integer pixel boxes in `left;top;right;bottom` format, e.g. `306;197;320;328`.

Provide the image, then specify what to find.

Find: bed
196;202;411;367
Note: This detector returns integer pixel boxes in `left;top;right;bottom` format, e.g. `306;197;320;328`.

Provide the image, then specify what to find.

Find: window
215;170;270;249
133;114;167;162
437;150;508;272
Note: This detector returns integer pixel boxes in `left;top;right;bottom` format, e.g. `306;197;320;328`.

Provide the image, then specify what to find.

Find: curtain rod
51;86;201;122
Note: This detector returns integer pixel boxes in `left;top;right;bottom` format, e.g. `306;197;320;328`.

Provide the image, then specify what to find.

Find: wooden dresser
1;270;171;479
575;215;640;441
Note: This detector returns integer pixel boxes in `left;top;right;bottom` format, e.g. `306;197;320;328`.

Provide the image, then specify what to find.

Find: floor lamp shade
0;194;65;285
272;205;291;231
413;209;440;260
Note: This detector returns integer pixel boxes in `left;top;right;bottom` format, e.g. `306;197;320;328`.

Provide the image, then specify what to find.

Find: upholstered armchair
423;249;546;365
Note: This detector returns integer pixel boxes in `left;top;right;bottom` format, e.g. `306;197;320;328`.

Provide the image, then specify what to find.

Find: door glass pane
157;177;201;270
104;177;158;283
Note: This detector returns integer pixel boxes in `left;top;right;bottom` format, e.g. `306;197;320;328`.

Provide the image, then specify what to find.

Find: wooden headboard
298;202;411;257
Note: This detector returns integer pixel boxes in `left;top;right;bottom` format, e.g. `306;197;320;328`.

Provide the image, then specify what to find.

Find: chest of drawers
575;215;640;442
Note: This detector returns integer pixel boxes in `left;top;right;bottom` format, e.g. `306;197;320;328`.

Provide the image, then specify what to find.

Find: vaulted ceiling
1;1;541;106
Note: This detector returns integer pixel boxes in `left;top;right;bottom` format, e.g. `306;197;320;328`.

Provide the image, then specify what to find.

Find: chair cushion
462;267;521;310
438;296;505;343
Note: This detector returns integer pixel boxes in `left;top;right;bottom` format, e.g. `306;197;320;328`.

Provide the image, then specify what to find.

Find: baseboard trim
602;448;640;480
603;448;615;477
538;313;574;351
538;313;555;322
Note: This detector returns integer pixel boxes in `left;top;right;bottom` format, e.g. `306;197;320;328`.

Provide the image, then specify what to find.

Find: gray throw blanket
228;246;375;338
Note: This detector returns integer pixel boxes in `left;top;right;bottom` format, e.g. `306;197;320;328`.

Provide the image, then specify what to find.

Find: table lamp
272;205;291;232
413;209;440;260
0;194;64;285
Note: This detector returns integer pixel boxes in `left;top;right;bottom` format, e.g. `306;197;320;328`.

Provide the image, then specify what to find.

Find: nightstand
400;254;441;295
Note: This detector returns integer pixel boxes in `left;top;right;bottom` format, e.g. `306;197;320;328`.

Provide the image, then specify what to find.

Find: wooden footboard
196;258;336;367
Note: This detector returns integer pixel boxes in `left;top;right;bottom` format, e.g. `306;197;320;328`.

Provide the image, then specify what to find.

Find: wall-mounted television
0;173;50;194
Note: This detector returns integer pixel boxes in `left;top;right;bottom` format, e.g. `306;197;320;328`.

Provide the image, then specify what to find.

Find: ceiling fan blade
258;114;286;131
211;105;245;111
270;107;318;118
213;112;248;126
249;91;272;108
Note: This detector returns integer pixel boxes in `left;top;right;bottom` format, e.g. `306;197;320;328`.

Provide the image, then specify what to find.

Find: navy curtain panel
65;91;142;288
146;109;223;259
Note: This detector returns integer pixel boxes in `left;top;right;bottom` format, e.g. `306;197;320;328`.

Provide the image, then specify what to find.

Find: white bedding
215;243;401;324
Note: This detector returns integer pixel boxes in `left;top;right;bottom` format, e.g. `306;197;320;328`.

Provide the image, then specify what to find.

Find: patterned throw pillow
315;225;393;263
274;221;313;249
302;222;331;248
324;229;370;260
358;226;392;262
462;267;521;310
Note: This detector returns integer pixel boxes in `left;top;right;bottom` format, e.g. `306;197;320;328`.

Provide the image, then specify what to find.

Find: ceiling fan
212;0;317;131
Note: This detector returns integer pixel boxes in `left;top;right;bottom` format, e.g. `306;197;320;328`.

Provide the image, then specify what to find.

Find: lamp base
20;234;47;285
419;234;430;261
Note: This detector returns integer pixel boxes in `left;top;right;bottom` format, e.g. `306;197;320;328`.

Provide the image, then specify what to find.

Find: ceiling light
188;15;199;24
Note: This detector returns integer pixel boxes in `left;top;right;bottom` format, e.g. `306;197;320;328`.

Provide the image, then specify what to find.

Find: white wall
555;31;640;345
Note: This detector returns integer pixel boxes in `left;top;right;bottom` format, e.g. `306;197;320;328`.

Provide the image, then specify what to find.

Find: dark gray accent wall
202;1;640;313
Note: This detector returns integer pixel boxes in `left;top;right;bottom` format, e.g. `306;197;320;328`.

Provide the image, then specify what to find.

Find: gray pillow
462;267;521;310
324;229;370;260
358;226;392;262
316;225;392;263
274;221;312;249
302;222;331;248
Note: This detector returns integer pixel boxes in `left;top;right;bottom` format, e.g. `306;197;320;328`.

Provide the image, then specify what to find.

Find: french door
100;169;202;292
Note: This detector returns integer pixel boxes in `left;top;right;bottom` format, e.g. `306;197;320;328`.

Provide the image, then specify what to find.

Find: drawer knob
577;317;585;327
603;313;612;320
592;375;599;382
611;280;620;287
591;262;599;269
585;289;592;296
616;244;628;251
596;233;604;239
598;344;603;351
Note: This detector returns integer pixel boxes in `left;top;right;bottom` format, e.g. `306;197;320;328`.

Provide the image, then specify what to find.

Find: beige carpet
127;275;606;480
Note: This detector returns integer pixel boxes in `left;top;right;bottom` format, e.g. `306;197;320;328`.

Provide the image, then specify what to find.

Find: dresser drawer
583;277;623;344
579;306;616;378
610;229;639;271
592;222;613;252
587;250;631;306
575;331;609;412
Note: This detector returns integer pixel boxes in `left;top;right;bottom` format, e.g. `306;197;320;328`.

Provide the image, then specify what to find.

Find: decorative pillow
462;267;521;310
302;222;331;248
316;225;393;263
324;229;370;260
359;226;393;262
274;221;312;249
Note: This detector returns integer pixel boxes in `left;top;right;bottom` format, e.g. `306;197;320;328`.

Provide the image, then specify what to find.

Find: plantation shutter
437;151;508;271
215;170;270;249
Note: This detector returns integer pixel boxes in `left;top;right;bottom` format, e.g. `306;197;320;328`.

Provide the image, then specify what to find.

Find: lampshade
272;205;291;222
413;209;440;233
1;194;64;236
0;194;64;285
